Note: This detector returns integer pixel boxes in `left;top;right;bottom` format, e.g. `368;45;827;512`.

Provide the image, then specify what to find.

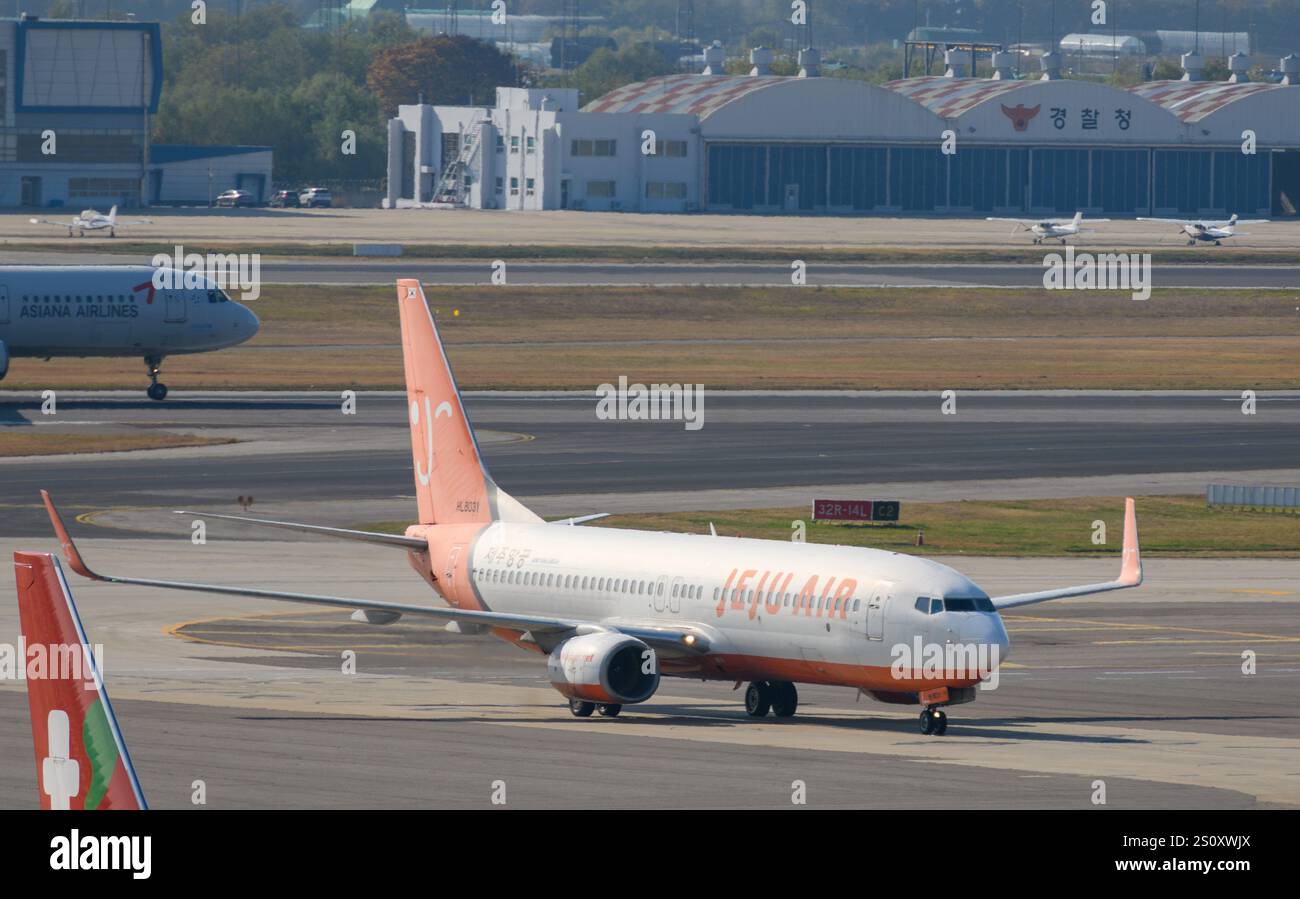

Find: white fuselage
461;521;1010;689
1033;223;1079;240
0;265;258;359
1185;224;1235;241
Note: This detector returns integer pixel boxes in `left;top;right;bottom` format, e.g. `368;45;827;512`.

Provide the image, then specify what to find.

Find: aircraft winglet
992;497;1141;610
42;490;105;582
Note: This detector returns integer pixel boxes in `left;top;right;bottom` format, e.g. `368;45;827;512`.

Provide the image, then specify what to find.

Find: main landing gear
568;699;621;718
919;706;949;736
144;355;168;401
744;681;798;718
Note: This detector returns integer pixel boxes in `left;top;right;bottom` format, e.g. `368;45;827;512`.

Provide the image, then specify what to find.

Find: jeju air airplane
40;279;1143;736
0;265;259;399
14;551;146;809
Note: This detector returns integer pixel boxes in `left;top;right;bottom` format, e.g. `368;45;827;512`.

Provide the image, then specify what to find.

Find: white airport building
386;46;1300;218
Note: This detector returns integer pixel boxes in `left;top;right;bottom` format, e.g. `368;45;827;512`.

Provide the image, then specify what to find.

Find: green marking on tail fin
82;698;119;810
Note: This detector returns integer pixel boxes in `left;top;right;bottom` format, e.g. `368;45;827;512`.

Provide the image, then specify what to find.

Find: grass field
0;431;234;456
354;495;1300;558
3;284;1298;390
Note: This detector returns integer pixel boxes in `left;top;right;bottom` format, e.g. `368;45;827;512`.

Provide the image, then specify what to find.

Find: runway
2;390;1300;536
0;540;1295;809
3;251;1299;288
3;389;1298;809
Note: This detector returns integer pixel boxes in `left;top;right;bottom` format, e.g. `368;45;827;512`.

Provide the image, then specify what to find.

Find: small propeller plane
1135;213;1268;246
29;205;151;238
986;211;1109;245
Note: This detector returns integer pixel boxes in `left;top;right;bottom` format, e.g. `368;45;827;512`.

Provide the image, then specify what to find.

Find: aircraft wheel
919;708;937;735
745;681;772;717
146;382;168;401
770;681;798;718
1215;240;1222;246
596;703;621;718
933;710;948;735
569;699;595;717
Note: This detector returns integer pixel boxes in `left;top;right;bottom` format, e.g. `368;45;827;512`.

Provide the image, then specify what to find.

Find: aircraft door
164;289;187;323
443;544;465;604
866;581;891;641
669;576;683;613
0;284;8;323
652;575;669;612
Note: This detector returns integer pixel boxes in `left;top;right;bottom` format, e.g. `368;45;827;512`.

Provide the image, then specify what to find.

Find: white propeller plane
40;279;1146;737
986;211;1108;245
29;205;151;238
1135;213;1267;246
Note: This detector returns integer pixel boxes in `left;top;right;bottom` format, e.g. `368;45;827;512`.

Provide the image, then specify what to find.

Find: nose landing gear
919;707;948;736
144;355;168;401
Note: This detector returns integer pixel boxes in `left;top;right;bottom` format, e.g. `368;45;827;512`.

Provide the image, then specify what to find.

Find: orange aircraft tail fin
14;551;146;809
396;279;538;526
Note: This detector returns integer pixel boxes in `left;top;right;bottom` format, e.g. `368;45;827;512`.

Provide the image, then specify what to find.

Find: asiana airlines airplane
40;279;1143;737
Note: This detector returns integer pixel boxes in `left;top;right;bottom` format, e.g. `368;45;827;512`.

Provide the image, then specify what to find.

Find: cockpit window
914;597;929;614
207;290;230;303
930;598;944;614
944;597;996;612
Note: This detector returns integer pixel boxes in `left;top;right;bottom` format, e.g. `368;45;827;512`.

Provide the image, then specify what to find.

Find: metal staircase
431;127;482;206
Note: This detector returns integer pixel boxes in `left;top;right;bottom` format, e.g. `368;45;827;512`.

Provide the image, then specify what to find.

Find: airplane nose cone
239;304;260;335
961;612;1011;666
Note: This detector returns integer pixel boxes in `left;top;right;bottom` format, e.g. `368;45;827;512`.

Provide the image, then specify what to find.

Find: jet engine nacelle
547;632;659;704
0;340;8;380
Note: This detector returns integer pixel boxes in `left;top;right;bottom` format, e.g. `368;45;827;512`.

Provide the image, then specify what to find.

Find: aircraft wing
991;498;1142;610
174;508;428;550
985;217;1035;224
46;493;711;657
1136;217;1191;225
28;218;71;228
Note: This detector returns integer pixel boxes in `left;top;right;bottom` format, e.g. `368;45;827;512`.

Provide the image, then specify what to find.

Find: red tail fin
396;279;499;525
14;551;146;810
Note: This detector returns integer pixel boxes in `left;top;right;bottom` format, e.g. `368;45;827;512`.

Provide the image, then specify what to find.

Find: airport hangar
0;15;270;209
386;47;1300;219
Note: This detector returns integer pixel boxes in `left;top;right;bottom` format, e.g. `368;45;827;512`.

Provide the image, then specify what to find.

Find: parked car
215;189;258;208
268;189;300;208
299;187;332;208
